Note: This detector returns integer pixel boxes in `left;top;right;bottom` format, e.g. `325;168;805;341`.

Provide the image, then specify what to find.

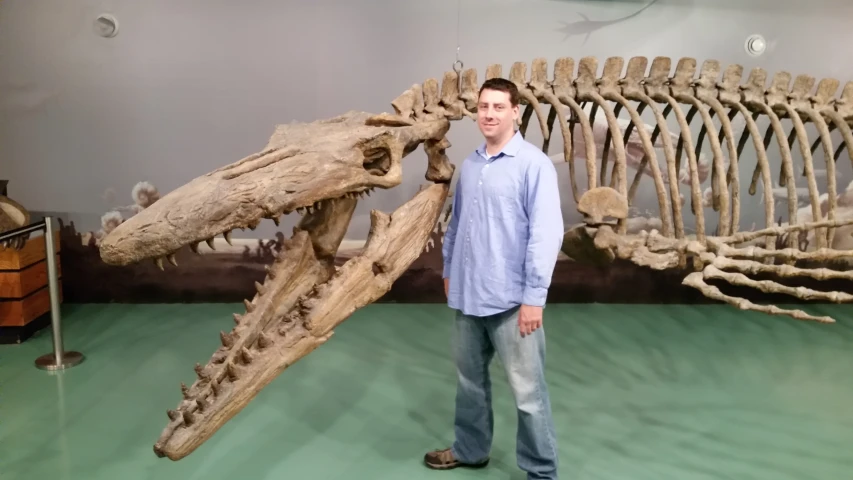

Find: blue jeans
450;305;559;480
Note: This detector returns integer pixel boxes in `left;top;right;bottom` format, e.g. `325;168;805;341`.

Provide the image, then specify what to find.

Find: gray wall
2;0;852;241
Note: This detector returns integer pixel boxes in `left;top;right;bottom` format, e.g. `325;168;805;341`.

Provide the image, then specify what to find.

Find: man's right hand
444;278;449;297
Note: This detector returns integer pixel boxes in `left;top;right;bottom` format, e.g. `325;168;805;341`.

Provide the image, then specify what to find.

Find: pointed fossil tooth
220;331;234;348
244;299;255;312
226;361;239;381
190;242;200;254
181;382;190;399
167;253;178;267
365;189;371;196
298;296;317;313
264;264;277;279
257;332;273;348
167;409;180;421
240;347;253;364
255;281;266;296
182;410;195;425
223;230;233;245
211;350;227;364
297;206;305;215
211;380;222;396
194;363;207;380
196;398;208;412
206;238;216;250
154;257;164;270
273;216;280;226
233;313;243;325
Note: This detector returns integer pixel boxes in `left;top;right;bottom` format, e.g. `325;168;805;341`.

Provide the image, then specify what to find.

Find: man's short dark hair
478;78;520;107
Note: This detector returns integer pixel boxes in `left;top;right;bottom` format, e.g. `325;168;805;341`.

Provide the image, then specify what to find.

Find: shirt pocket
484;180;520;219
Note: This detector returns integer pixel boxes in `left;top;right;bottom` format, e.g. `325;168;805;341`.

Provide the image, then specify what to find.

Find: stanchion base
34;351;85;371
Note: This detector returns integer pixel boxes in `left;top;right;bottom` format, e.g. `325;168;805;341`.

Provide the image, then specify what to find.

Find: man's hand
444;278;450;297
518;304;543;337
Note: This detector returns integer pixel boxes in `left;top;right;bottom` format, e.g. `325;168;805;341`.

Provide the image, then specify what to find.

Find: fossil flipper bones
99;55;853;460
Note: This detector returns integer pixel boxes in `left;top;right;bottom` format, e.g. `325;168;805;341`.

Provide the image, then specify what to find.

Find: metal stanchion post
35;216;84;371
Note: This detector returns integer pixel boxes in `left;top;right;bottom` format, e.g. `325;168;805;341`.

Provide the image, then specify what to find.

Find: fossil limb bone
98;55;853;461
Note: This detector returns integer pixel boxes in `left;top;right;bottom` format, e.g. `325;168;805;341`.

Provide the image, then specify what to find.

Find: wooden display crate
0;231;61;342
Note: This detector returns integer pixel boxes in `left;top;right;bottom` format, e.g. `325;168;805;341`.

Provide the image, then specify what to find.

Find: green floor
1;303;852;479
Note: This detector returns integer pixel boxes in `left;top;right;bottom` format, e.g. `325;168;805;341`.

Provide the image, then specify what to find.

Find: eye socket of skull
357;132;400;176
362;146;392;175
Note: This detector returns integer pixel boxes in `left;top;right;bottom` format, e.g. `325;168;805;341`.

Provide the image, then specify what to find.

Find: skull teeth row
151;187;376;270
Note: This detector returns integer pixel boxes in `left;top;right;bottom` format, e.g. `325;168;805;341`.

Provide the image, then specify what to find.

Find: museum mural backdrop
2;0;853;305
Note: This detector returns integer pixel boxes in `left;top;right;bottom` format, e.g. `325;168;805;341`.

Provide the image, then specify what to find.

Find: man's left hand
518;304;543;337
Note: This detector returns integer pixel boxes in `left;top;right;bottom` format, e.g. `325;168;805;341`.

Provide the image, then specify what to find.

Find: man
423;78;563;479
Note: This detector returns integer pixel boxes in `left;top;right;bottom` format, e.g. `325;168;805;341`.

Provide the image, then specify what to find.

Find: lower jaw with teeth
152;181;449;461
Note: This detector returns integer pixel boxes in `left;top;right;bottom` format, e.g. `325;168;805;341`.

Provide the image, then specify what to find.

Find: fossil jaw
96;109;455;461
151;182;448;460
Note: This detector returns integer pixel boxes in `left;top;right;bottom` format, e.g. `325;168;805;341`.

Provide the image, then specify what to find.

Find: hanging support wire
454;47;464;92
453;0;464;91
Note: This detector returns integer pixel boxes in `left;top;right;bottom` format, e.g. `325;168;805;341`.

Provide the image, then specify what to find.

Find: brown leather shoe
423;447;489;470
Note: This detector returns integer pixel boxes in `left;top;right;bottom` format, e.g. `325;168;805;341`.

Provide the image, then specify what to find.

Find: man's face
476;88;519;141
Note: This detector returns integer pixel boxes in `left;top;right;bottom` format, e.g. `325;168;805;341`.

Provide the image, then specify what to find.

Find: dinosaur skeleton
98;55;853;461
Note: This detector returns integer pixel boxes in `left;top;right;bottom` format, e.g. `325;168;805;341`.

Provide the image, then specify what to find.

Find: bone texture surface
98;55;853;460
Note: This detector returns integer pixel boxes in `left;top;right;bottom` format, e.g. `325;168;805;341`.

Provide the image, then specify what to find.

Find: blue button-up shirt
442;130;564;317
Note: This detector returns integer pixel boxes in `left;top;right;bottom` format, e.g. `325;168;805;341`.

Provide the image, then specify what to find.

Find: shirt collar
476;130;523;160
